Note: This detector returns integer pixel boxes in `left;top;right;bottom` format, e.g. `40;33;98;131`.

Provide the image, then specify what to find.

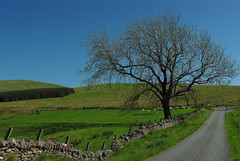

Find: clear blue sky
0;0;239;87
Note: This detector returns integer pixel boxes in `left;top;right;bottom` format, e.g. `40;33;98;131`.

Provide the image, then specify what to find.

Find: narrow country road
148;110;230;161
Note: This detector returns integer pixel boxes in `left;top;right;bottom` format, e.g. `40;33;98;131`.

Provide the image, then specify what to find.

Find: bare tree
189;88;200;106
183;87;200;107
82;12;239;119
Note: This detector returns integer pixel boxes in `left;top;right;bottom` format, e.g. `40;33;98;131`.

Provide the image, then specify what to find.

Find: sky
0;0;239;88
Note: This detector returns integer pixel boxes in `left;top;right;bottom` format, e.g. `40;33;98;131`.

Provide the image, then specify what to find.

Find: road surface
148;110;230;161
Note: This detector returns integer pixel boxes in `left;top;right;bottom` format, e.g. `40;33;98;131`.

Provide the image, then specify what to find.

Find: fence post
5;127;13;141
101;142;105;150
36;129;43;141
65;136;70;145
128;126;132;135
86;142;90;151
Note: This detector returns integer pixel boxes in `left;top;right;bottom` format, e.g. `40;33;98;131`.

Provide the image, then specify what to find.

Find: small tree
82;12;239;119
183;88;200;107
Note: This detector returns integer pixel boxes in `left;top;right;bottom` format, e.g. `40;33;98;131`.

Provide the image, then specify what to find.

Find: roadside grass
225;108;240;161
0;109;195;152
107;109;212;161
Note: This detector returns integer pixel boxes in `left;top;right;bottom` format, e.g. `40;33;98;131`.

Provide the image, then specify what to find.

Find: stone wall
0;139;113;161
0;109;200;161
111;109;200;150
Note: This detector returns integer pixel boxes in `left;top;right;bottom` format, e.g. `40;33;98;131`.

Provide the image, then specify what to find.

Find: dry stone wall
0;139;113;161
111;109;200;150
0;109;200;161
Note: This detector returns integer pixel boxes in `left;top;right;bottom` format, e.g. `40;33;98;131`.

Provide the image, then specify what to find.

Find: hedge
0;88;75;102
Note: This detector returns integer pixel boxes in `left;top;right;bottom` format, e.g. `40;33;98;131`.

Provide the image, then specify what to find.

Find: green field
0;108;195;152
225;108;240;161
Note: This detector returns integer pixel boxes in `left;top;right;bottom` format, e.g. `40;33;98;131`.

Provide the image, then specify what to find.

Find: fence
0;109;200;161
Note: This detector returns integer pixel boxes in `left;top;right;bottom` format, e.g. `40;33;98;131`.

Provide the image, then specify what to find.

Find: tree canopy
82;12;239;119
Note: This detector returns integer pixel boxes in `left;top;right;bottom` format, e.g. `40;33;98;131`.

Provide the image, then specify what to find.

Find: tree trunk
162;98;171;119
184;95;190;106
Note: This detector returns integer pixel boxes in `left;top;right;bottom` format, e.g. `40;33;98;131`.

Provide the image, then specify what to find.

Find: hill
0;82;240;110
0;80;65;92
0;80;74;103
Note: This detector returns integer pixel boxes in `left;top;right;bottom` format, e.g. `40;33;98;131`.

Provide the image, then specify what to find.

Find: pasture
0;108;195;152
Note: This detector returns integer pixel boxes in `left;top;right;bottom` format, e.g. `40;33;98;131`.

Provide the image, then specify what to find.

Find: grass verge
107;109;212;161
225;108;240;161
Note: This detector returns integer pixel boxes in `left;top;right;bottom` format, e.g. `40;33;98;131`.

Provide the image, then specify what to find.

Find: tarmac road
148;110;230;161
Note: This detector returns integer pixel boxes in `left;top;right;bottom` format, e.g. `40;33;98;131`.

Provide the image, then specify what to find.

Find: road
148;110;230;161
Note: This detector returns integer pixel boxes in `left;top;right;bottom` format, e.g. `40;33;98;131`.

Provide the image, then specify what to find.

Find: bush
102;130;114;137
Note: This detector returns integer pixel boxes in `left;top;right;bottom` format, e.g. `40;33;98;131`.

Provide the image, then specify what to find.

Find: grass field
33;109;211;161
0;108;195;152
1;82;240;110
225;108;240;161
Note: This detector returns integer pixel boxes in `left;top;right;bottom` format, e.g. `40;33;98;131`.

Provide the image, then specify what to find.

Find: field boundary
0;109;201;161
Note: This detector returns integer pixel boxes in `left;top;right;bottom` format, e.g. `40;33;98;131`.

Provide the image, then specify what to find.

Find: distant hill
0;80;74;102
0;82;239;109
0;80;66;92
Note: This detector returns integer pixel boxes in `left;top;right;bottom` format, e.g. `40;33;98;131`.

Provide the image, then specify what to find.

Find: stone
5;149;12;153
0;141;8;147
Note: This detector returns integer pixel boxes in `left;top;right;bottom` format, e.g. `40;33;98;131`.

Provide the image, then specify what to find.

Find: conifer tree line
0;88;74;102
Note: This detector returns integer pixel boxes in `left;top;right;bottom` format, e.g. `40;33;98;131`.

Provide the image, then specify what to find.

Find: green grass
225;108;240;161
0;109;195;152
36;155;78;161
1;83;240;110
107;109;212;161
0;80;65;92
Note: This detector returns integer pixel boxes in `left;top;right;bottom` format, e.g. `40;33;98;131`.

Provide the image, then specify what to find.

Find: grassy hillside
0;80;65;92
0;82;240;110
0;80;74;103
